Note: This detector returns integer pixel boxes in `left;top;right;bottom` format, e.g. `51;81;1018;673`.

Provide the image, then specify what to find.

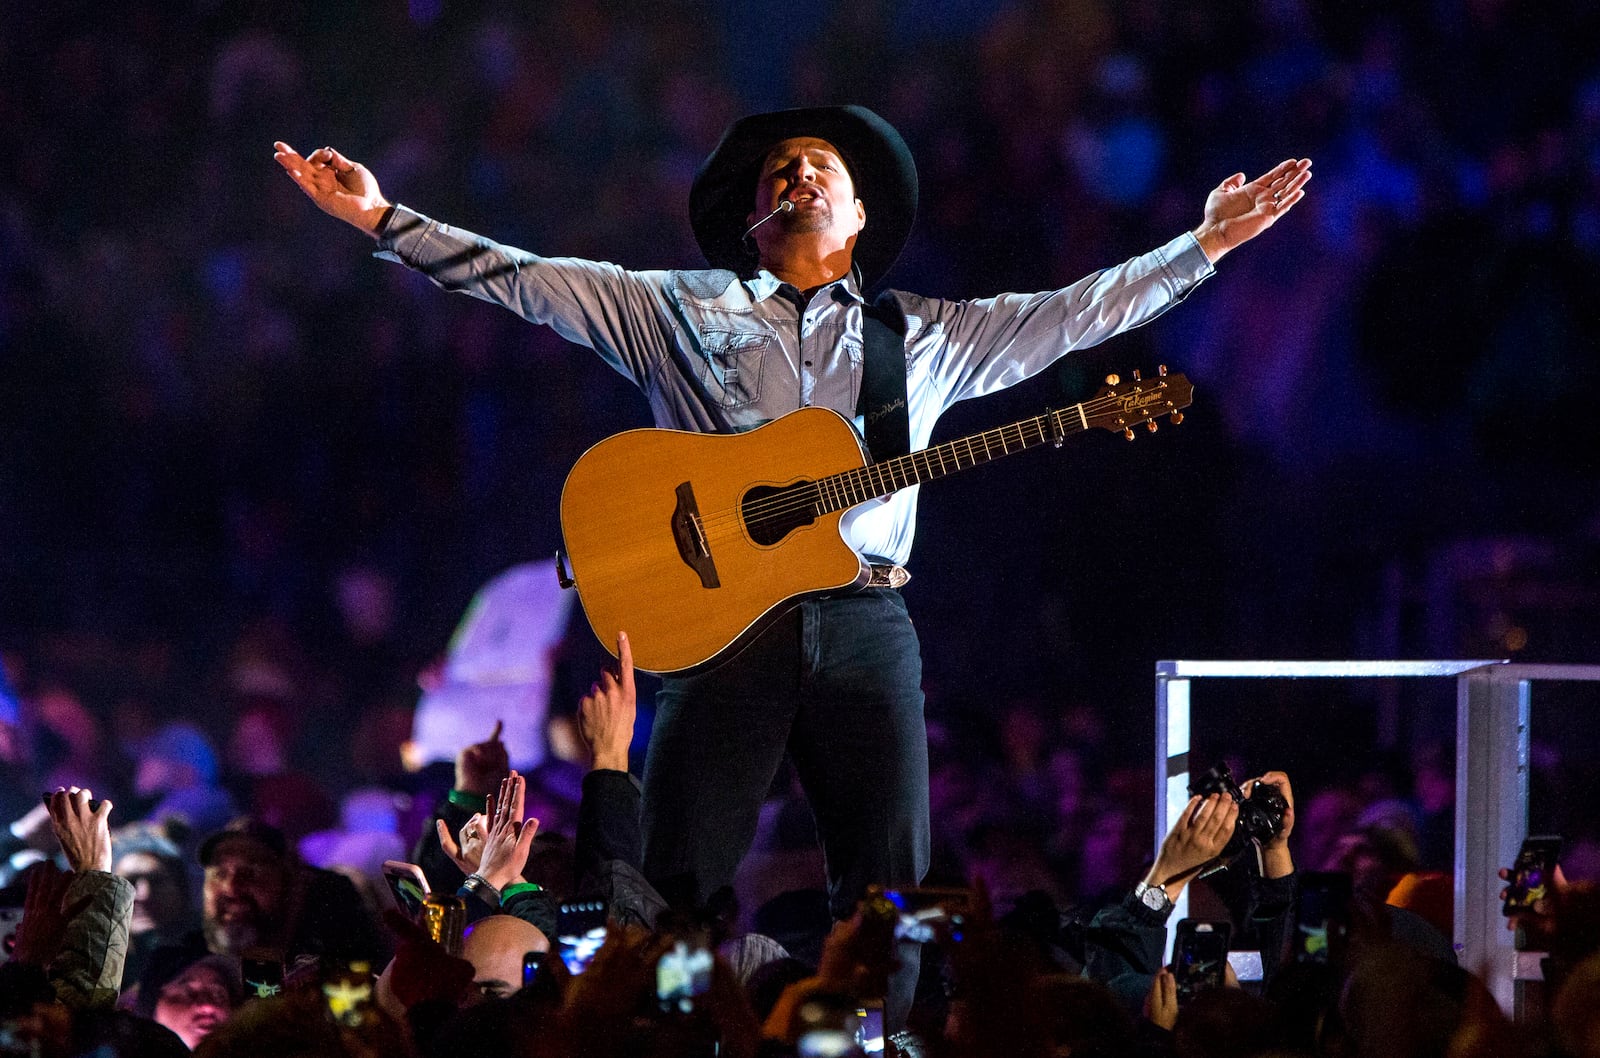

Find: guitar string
692;413;1073;538
693;390;1161;538
687;389;1177;542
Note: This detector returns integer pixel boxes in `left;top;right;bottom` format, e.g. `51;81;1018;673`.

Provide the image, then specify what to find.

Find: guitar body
559;368;1194;675
559;407;874;675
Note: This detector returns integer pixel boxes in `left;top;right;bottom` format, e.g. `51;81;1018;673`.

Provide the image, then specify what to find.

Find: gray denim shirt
376;207;1214;565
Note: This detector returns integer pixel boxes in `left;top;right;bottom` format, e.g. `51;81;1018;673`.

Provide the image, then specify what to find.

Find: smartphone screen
1294;871;1352;965
655;939;714;1014
855;1002;885;1054
522;950;544;989
381;861;430;922
557;901;609;975
1503;835;1562;916
796;994;863;1058
241;949;285;1000
1172;921;1231;1004
882;887;972;944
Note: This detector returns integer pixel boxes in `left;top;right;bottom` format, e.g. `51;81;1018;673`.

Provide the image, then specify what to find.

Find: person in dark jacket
137;816;385;1005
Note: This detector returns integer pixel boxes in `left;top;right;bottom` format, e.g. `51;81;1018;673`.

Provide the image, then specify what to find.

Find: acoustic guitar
558;368;1193;674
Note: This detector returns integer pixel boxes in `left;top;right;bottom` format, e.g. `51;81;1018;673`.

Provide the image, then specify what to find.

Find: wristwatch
462;872;502;908
1133;881;1172;914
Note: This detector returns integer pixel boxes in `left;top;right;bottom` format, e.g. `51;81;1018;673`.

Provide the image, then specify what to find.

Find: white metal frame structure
1153;659;1600;1016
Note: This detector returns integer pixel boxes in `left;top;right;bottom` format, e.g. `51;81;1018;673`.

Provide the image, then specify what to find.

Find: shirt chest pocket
697;330;770;409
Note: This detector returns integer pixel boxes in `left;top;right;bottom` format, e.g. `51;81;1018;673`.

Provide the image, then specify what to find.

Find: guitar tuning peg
1170;411;1184;425
1123;427;1136;441
1146;419;1159;433
1105;373;1120;386
1158;364;1168;377
1132;369;1142;381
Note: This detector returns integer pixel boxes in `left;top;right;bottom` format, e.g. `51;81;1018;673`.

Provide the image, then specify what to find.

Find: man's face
153;963;233;1050
748;137;865;248
114;851;187;935
202;842;286;954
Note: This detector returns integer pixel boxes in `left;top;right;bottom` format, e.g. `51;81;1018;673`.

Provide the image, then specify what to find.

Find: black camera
1188;764;1287;862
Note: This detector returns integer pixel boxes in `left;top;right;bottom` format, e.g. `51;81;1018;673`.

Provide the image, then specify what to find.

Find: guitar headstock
1083;366;1193;439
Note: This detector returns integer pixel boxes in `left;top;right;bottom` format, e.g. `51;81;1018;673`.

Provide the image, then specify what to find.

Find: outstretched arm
1190;158;1313;264
273;141;393;237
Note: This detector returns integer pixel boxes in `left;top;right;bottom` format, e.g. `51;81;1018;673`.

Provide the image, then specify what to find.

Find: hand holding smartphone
381;860;431;922
1502;835;1562;917
880;886;973;945
1172;920;1231;1004
1293;871;1352;967
655;938;714;1015
556;901;609;975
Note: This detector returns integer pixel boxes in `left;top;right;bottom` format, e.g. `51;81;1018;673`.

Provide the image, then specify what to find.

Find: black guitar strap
856;293;911;461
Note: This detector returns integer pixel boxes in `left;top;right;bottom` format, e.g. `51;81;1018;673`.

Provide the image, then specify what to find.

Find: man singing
274;105;1309;1024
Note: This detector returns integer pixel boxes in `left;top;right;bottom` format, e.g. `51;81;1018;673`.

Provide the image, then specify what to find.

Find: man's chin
780;207;833;234
203;919;263;955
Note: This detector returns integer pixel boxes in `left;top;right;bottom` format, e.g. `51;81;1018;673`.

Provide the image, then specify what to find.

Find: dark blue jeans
640;589;930;1019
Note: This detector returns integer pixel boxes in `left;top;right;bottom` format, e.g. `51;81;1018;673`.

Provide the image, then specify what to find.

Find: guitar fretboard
812;405;1086;514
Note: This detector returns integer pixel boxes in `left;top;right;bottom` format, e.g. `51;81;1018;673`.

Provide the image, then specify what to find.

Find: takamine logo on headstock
1085;366;1193;439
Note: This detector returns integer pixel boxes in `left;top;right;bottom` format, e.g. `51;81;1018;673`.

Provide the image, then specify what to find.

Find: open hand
1191;158;1312;262
272;141;392;236
477;771;539;891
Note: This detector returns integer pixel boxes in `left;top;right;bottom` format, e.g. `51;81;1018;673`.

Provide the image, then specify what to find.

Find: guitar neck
816;404;1089;513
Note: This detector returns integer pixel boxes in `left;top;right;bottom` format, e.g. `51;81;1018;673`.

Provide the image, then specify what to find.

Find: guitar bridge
671;481;720;589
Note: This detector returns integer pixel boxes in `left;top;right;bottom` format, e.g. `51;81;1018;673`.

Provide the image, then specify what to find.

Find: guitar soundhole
742;482;818;546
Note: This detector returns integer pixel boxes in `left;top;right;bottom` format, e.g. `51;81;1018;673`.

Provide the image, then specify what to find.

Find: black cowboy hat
689;105;918;287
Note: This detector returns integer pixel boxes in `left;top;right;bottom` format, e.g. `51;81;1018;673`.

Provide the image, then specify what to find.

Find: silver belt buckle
867;564;911;589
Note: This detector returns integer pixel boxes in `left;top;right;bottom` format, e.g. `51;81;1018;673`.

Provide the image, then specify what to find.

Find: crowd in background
4;651;1600;1057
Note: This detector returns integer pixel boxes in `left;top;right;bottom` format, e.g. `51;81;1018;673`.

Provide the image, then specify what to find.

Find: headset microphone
741;199;795;241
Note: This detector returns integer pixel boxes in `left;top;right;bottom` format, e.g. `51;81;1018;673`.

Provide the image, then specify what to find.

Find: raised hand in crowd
416;719;514;893
942;881;1057;1058
272;142;392;237
554;923;758;1058
577;631;635;774
11;861;76;968
436;812;489;879
761;899;898;1046
553;923;657;1053
1246;770;1295;879
455;719;510;799
474;771;539;893
1144;792;1239;899
1143;967;1179;1032
1499;861;1570;938
46;787;114;874
379;907;475;1012
17;790;133;1010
